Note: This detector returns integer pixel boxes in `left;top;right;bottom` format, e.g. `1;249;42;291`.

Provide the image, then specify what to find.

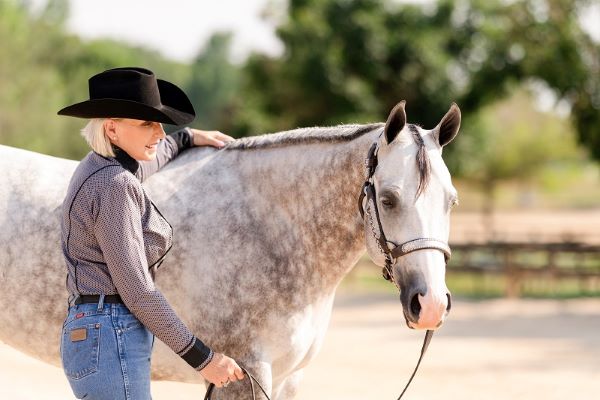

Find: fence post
504;249;520;298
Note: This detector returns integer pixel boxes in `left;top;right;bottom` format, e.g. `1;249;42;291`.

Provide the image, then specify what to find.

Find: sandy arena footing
1;295;598;399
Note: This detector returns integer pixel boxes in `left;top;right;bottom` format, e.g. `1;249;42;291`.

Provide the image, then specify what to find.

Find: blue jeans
60;297;154;400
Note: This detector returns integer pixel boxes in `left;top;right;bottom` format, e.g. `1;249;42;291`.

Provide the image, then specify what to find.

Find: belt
74;294;123;305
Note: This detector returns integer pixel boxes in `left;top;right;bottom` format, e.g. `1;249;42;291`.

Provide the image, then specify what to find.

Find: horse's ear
436;103;461;147
384;100;406;145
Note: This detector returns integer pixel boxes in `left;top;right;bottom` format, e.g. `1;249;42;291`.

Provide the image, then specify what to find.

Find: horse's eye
381;197;395;208
450;198;459;209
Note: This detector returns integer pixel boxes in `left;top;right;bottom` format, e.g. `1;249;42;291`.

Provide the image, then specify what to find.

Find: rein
204;365;271;400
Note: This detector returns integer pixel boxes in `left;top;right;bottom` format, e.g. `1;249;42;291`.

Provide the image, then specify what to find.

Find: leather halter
358;140;451;283
357;138;449;399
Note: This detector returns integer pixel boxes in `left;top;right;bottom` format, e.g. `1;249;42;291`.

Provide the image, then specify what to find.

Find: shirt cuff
178;336;214;370
167;127;195;152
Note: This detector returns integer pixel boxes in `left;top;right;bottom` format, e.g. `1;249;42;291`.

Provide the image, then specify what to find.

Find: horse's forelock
408;125;431;199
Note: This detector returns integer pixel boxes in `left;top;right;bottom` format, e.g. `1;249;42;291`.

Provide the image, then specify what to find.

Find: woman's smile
106;118;166;161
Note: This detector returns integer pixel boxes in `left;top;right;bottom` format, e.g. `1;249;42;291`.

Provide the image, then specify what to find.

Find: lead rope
203;365;271;400
204;331;432;400
397;329;434;399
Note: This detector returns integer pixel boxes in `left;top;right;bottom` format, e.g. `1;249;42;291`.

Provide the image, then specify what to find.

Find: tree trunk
482;179;497;241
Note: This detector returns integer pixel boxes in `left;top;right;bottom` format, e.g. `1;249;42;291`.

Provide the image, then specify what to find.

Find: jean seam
113;306;131;399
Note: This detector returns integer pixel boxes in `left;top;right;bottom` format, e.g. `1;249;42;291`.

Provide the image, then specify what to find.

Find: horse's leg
211;359;273;400
272;369;304;400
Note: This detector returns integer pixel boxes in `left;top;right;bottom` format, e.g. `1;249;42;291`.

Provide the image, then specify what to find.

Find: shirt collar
112;145;139;175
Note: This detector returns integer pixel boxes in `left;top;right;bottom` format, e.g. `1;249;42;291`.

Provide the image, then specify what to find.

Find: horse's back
0;145;77;365
0;145;77;204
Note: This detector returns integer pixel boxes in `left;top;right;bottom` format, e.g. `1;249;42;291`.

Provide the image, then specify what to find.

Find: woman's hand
190;129;235;149
199;352;245;388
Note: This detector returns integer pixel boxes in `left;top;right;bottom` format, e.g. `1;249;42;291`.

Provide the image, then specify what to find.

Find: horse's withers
363;102;461;330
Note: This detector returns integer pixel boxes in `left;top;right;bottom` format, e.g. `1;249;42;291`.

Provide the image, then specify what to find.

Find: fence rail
448;241;600;297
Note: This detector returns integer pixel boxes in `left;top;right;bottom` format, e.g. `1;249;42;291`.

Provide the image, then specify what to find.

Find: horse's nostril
410;293;421;318
446;293;452;312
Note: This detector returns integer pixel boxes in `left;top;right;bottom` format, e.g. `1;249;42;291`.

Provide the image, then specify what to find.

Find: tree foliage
186;33;241;134
0;0;226;159
239;0;600;168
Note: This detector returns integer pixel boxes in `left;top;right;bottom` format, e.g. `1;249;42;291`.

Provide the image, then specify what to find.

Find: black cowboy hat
57;67;195;125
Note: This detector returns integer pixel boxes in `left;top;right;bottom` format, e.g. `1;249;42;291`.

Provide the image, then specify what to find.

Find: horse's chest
267;295;335;377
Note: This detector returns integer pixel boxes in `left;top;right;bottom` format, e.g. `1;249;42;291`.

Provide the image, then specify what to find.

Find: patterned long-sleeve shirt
61;128;213;370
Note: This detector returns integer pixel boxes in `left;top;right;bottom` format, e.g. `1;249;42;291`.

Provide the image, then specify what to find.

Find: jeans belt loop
67;293;76;308
97;294;105;311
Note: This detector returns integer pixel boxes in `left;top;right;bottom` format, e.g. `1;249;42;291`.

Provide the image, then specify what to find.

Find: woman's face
104;118;166;161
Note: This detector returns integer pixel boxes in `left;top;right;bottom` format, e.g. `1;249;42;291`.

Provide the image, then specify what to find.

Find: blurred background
2;0;598;299
1;1;599;399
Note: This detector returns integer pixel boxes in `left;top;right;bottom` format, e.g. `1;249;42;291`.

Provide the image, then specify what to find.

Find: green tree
185;33;241;135
445;0;600;165
0;0;73;155
239;0;600;167
0;0;193;159
459;88;585;233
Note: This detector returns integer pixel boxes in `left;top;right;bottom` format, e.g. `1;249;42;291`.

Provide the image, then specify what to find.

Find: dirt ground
1;294;598;400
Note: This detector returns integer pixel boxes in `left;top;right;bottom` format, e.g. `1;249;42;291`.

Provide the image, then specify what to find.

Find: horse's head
361;101;461;330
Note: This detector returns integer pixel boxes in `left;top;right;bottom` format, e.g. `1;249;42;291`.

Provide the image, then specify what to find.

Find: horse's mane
225;122;431;199
224;123;383;150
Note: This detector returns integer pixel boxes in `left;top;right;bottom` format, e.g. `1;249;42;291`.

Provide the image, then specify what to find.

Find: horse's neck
232;126;381;288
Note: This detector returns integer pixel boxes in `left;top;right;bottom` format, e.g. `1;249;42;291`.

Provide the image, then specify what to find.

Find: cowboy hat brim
57;79;195;126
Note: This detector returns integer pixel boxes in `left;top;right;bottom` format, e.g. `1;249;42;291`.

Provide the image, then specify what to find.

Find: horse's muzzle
402;291;452;330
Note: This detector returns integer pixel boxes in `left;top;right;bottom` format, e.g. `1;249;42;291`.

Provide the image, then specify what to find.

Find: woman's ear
103;119;117;142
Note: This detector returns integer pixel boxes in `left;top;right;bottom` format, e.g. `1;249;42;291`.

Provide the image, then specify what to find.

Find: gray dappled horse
0;101;460;399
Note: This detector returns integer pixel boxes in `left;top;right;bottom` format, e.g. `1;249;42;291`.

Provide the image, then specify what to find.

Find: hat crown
58;66;195;125
89;67;161;106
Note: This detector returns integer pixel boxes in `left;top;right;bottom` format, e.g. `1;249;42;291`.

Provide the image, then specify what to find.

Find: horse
0;101;460;399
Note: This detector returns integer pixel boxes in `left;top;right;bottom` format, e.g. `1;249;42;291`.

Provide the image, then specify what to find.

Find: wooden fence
448;241;600;297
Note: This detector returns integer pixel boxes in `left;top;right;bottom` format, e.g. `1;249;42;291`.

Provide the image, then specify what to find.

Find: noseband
357;140;451;285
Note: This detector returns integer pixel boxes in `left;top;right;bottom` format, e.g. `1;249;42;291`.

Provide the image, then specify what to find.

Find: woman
57;67;244;399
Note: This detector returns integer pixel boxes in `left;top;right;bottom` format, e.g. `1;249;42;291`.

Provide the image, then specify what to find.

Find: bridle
357;139;452;285
356;136;451;399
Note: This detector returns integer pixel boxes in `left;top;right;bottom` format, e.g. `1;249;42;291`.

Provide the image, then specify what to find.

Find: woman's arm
93;172;213;370
136;128;234;182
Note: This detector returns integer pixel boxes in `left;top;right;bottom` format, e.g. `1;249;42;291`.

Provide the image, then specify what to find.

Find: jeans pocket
61;323;101;380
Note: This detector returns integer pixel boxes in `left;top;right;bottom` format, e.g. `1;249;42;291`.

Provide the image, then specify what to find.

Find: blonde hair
81;118;115;157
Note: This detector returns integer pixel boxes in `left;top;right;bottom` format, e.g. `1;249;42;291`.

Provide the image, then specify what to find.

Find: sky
27;0;285;63
31;0;600;64
65;0;284;63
